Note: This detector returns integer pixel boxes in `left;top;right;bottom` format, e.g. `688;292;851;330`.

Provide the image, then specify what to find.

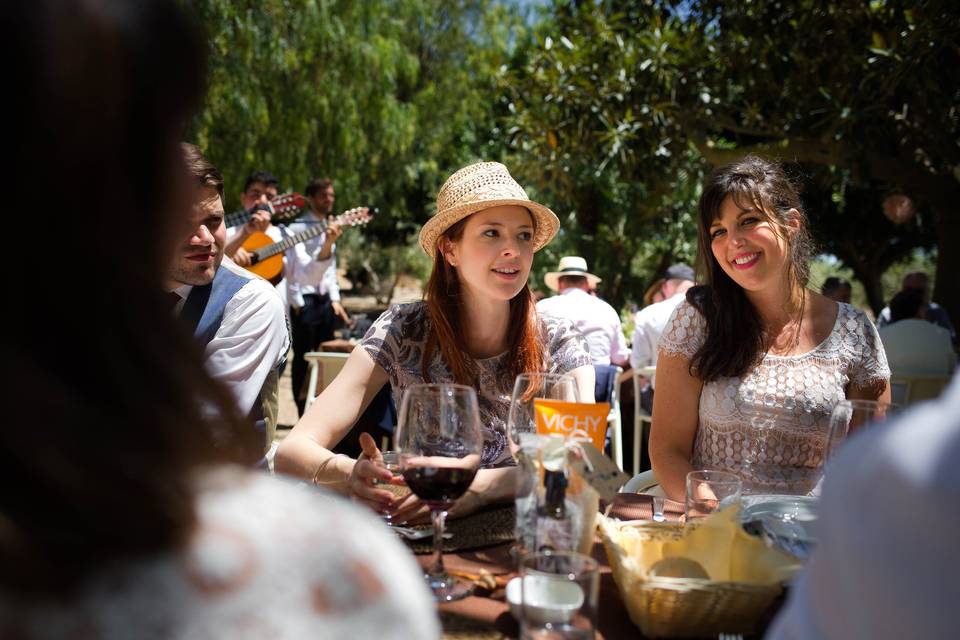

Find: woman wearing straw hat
276;162;594;520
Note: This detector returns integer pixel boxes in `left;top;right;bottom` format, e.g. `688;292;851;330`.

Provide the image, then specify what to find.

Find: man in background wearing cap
537;256;630;370
630;263;696;410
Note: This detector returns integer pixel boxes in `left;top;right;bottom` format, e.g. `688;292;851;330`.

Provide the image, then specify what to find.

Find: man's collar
560;287;589;296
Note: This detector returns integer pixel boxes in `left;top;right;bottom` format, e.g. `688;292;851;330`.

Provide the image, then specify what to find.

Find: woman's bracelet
311;453;350;486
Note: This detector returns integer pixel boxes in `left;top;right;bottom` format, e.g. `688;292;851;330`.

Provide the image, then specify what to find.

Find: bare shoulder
807;291;841;339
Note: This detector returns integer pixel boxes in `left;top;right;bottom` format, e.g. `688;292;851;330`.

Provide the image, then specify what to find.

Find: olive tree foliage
679;0;960;318
503;0;959;320
500;1;705;306
185;0;520;302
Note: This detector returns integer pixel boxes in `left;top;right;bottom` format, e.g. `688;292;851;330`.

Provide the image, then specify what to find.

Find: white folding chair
621;469;666;496
303;351;350;410
631;366;656;474
606;366;624;471
890;373;951;406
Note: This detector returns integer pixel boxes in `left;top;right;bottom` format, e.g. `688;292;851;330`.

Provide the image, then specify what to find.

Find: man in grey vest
166;144;290;459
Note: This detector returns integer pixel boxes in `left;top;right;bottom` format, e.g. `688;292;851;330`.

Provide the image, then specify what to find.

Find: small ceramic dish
505;575;584;624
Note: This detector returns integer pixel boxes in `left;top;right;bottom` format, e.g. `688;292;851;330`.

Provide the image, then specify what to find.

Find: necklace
763;289;806;355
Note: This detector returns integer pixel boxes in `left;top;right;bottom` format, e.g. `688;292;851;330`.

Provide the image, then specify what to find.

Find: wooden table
412;495;685;639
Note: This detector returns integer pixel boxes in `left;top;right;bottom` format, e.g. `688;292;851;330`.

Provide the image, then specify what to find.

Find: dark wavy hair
422;215;544;390
1;0;251;596
688;155;815;382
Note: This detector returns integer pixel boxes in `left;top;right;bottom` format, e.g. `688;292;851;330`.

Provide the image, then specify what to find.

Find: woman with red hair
277;162;594;521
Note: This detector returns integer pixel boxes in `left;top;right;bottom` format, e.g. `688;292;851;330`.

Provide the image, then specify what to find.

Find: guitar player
224;171;280;267
287;177;351;417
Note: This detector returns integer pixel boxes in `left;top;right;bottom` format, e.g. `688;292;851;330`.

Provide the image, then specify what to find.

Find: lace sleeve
658;299;706;359
542;315;593;373
360;304;402;376
847;307;891;389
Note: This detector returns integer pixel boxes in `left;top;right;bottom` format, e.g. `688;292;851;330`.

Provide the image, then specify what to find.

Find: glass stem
428;508;448;578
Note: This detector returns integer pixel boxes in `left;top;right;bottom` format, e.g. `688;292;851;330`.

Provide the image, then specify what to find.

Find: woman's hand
386;466;517;524
347;433;396;513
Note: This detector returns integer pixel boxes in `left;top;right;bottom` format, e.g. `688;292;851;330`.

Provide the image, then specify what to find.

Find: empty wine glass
826;399;901;460
507;372;580;452
395;383;482;602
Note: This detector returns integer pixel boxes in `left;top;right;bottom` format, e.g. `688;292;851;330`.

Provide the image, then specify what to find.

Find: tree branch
690;135;843;167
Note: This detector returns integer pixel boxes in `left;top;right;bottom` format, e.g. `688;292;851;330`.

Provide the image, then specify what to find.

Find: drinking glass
825;399;901;461
685;470;742;521
507;372;579;558
507;373;580;452
520;550;599;640
395;383;483;602
372;451;410;523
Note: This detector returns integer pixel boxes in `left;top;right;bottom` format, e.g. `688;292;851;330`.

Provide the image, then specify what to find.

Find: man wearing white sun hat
537;256;630;369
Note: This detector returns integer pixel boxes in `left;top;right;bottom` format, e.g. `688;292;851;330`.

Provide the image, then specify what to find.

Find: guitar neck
255;220;329;261
224;208;255;229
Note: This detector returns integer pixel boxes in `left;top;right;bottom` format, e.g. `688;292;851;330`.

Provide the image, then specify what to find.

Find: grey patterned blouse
361;301;593;468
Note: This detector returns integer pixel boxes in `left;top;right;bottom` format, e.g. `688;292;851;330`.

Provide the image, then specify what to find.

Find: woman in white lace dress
1;4;438;637
650;156;890;499
277;162;594;523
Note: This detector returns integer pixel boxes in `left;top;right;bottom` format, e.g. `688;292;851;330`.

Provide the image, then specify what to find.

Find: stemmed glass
825;399;901;460
395;383;483;602
506;372;580;452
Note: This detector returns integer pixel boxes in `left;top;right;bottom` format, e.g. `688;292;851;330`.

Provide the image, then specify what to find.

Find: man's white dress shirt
630;291;687;385
173;258;290;417
536;288;630;366
280;211;338;310
768;371;960;639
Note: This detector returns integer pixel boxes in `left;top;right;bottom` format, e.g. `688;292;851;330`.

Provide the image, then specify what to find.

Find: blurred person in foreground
650;156;890;499
768;371;960;639
0;1;438;637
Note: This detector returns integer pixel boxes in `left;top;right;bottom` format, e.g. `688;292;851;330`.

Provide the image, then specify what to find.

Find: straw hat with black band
544;256;602;292
419;161;560;258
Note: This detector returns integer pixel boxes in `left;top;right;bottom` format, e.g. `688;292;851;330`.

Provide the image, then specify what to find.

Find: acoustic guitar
224;192;305;229
241;207;372;284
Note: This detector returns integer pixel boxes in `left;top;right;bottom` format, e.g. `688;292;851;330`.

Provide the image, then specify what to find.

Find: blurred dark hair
243;170;280;192
821;276;850;297
889;290;925;323
558;275;589;289
2;0;250;596
181;142;224;199
688;155;814;381
305;177;333;197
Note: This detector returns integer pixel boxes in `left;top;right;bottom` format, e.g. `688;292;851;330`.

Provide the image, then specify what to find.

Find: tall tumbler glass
507;372;579;559
685;470;742;521
520;550;599;640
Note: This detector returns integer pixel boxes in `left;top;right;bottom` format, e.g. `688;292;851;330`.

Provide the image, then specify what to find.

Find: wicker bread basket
598;511;800;638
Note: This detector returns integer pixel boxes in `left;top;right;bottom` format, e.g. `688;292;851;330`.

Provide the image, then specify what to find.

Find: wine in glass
395;383;482;602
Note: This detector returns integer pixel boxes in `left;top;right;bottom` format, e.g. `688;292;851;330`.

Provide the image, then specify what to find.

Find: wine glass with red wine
395;383;482;602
